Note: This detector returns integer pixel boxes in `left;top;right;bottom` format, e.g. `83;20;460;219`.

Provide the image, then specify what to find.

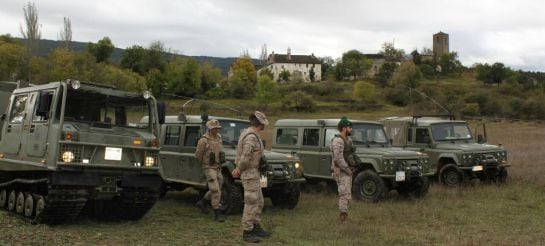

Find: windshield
351;123;388;145
59;89;150;128
431;123;472;141
219;120;250;145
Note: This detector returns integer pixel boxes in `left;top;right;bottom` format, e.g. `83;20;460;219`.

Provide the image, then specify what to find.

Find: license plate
260;175;268;188
395;171;406;182
105;147;122;161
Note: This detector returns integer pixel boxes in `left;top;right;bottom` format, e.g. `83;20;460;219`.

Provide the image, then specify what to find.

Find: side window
184;126;201;147
9;94;28;124
164;125;181;146
324;128;340;147
276;128;298;145
408;128;413;142
303;128;320;146
33;91;54;122
415;128;430;143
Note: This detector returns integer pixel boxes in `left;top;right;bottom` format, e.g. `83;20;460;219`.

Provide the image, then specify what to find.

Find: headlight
389;160;395;165
294;162;300;169
144;156;155;167
62;151;75;163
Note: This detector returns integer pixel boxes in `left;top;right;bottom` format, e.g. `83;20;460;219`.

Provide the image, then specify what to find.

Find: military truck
152;114;305;213
0;80;164;224
381;116;509;186
272;119;432;202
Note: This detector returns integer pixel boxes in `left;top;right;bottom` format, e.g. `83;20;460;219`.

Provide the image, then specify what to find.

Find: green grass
2;180;545;245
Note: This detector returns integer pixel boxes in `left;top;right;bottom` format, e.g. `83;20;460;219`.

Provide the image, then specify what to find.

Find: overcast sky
1;0;545;71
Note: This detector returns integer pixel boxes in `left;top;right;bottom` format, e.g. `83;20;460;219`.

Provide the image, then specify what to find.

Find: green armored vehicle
382;116;509;186
272;119;432;202
0;80;164;224
153;114;305;213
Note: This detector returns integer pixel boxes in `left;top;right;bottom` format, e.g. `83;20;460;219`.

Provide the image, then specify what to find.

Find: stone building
433;31;449;58
257;48;322;82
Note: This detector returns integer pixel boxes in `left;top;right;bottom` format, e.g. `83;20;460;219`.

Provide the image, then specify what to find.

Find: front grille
474;153;499;166
396;159;419;171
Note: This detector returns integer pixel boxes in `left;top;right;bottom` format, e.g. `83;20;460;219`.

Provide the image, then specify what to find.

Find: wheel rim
16;192;25;214
24;194;35;217
0;190;6;207
443;170;460;185
7;191;16;211
35;195;45;217
361;180;378;196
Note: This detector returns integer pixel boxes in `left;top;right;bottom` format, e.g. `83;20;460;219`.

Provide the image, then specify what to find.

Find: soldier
331;117;355;224
195;119;226;222
231;111;271;243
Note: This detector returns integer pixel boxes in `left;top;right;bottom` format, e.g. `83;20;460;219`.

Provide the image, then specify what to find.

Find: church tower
433;31;449;58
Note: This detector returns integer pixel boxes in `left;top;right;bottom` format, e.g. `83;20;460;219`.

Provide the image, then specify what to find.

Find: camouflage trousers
203;168;223;210
333;169;352;213
241;178;264;231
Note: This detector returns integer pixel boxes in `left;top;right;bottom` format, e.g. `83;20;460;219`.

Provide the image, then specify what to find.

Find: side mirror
37;92;52;119
157;101;166;125
177;113;187;122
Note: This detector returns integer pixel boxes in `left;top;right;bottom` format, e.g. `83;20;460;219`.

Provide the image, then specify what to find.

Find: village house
258;48;322;82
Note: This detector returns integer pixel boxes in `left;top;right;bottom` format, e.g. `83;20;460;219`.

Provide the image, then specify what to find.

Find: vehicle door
321;127;340;179
180;125;206;185
24;90;55;159
159;124;184;181
298;128;324;177
2;93;29;155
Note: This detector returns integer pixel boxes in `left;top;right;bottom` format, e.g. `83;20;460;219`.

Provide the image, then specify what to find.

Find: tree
58;17;72;50
380;42;405;61
353;81;376;103
410;49;421;64
120;45;147;74
145;41;166;72
319;56;335;80
0;41;25;80
258;67;274;80
391;61;422;88
279;70;290;82
254;75;280;107
48;48;77;81
259;44;268;65
309;67;316;82
341;50;371;80
87;37;114;63
200;62;222;94
166;58;201;97
229;56;257;97
438;52;463;76
475;62;509;85
20;2;41;82
375;62;398;87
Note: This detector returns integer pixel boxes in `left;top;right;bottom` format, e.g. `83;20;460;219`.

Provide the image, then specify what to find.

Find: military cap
206;119;222;129
253;111;269;126
338;116;352;127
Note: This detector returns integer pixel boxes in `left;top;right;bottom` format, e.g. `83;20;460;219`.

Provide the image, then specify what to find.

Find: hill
26;38;261;75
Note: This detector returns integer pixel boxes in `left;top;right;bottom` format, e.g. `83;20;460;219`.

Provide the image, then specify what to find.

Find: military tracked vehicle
149;114;305;213
272;119;432;202
382;116;510;186
0;80;164;224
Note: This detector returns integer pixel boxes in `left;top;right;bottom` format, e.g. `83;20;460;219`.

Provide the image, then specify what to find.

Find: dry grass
2;119;545;245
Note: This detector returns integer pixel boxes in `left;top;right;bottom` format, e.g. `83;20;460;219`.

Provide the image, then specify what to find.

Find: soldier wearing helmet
231;111;271;243
195;119;226;222
331;116;355;224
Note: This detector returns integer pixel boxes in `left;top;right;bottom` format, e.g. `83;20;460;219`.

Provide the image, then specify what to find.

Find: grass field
2;118;545;245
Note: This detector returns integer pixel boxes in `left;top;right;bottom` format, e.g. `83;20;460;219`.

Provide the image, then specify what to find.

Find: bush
281;91;316;112
352;81;376;103
461;103;480;117
385;86;410;106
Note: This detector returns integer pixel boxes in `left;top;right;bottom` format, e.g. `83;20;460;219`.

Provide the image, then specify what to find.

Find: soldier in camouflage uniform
195;119;226;222
330;117;355;224
232;111;271;243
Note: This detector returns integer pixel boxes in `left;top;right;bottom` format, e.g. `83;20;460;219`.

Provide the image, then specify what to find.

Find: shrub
281;91;316;112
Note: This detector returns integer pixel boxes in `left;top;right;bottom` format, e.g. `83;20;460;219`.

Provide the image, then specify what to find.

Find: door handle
7;125;12;133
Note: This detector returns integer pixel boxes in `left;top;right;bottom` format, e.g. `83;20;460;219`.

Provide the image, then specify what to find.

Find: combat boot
243;230;261;243
339;212;348;224
214;209;225;222
252;223;271;238
195;199;209;214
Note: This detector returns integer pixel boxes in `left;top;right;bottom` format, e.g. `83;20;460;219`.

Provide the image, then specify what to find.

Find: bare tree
20;2;41;82
59;17;72;50
259;44;268;65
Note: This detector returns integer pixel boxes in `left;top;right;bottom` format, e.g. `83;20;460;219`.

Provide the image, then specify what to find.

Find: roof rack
411;114;455;125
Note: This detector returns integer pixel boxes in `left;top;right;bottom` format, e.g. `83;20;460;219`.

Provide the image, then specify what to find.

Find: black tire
221;176;244;214
439;164;464;186
7;190;16;211
352;170;387;202
15;192;25;214
270;184;300;209
397;177;429;199
0;189;7;208
24;194;35;218
497;167;508;183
